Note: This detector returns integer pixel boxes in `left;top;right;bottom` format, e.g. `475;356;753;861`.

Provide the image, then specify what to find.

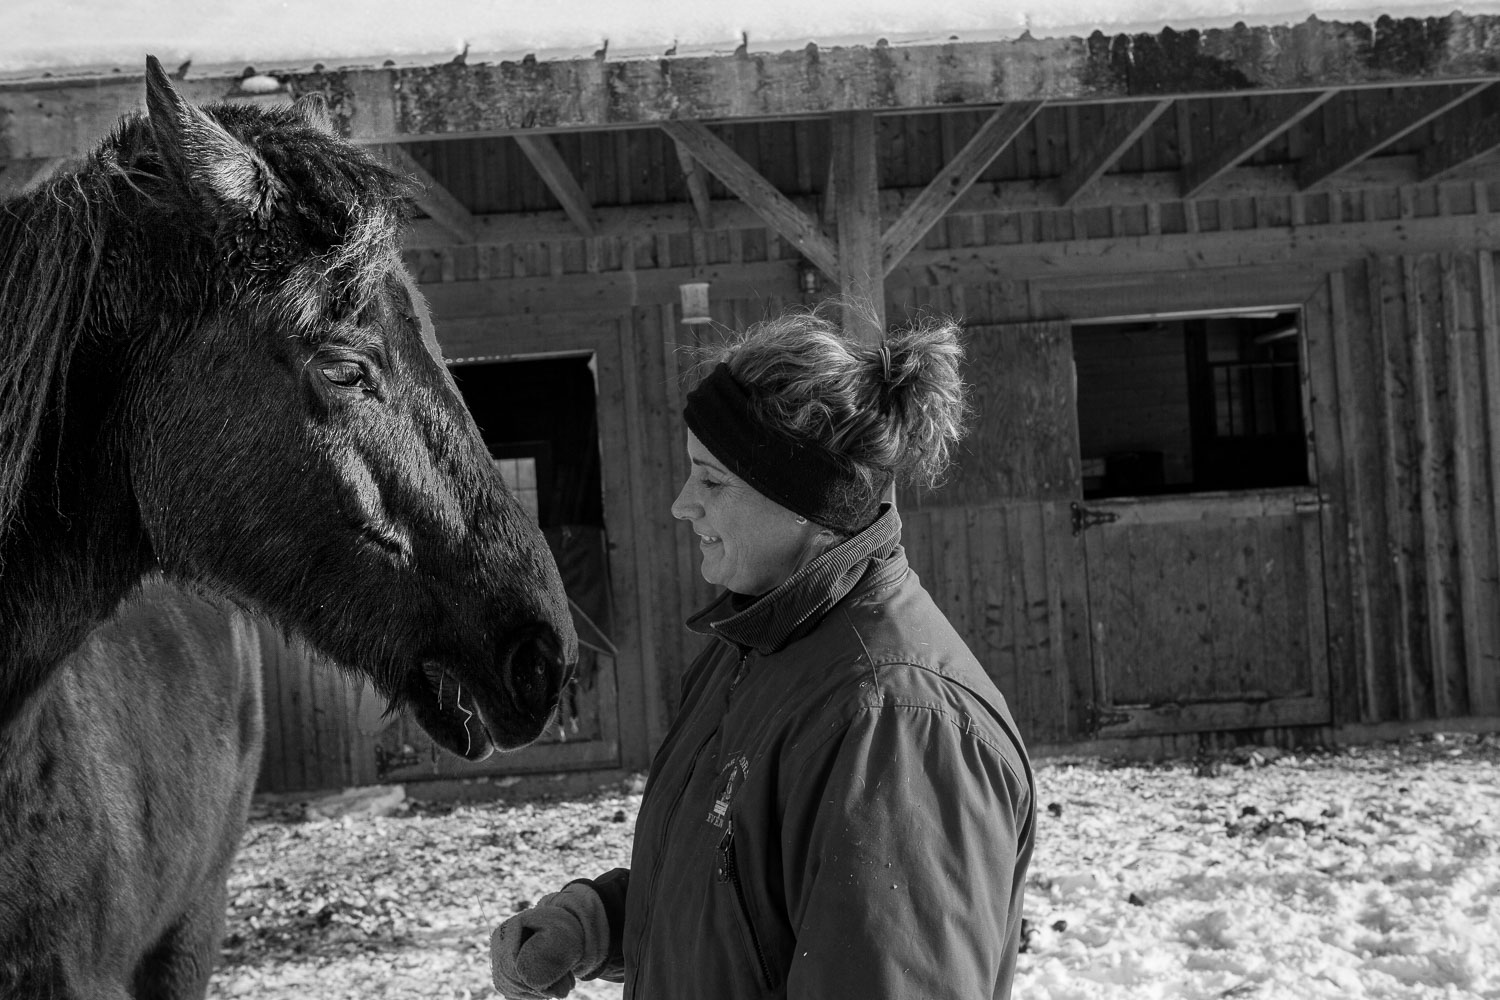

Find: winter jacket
584;505;1035;999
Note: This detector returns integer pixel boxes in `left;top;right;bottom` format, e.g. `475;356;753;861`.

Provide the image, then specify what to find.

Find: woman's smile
671;431;830;594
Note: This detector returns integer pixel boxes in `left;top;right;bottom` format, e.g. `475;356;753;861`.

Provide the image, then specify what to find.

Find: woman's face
671;431;829;595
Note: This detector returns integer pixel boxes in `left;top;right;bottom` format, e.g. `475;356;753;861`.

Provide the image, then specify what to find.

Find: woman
492;312;1035;999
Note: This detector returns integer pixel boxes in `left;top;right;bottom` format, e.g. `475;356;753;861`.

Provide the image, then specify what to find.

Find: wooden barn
7;7;1500;791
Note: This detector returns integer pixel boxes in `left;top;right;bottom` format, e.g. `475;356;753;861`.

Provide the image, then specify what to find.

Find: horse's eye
320;360;367;388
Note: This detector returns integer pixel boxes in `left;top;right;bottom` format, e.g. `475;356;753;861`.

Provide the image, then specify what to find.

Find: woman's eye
698;476;721;491
320;361;367;388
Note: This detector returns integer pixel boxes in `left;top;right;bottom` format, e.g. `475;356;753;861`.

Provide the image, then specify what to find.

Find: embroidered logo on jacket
708;753;749;828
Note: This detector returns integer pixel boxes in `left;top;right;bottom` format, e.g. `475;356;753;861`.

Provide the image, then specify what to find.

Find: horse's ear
144;55;285;224
293;93;337;137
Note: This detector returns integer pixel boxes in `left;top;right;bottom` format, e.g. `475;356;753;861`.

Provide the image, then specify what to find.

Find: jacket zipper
727;647;750;697
716;820;776;990
629;723;719;997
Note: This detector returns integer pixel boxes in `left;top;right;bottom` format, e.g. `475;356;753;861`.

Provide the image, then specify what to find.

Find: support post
830;111;884;344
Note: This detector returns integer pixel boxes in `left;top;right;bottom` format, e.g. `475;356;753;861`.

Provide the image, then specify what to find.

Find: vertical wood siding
900;503;1084;744
1324;252;1500;722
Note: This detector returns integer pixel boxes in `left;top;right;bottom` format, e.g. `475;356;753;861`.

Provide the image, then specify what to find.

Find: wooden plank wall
1316;251;1500;724
254;624;372;793
899;503;1084;744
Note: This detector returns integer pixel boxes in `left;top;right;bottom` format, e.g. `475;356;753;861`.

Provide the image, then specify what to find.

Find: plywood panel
933;508;973;643
940;321;1079;505
1080;490;1331;736
970;504;1019;706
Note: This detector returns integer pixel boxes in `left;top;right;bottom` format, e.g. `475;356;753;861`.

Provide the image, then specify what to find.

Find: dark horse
0;58;578;998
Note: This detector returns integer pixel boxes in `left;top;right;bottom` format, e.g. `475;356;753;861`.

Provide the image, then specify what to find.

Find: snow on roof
5;0;1500;80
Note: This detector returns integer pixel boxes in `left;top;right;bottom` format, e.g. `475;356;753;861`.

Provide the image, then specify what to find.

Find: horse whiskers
457;682;474;758
437;670;474;756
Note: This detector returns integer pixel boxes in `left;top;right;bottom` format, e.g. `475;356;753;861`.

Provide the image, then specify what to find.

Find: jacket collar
686;504;904;655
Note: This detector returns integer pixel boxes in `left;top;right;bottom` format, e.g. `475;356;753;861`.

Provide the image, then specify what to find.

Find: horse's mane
0;97;415;549
0;170;108;544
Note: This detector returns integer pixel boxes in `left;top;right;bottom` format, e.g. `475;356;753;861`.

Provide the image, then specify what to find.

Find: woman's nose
670;480;697;521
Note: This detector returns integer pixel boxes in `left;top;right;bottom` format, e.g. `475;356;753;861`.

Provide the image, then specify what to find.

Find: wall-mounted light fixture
797;261;822;296
679;281;712;325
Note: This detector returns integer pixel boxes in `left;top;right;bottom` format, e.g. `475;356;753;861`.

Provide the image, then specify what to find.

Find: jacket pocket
716;821;778;991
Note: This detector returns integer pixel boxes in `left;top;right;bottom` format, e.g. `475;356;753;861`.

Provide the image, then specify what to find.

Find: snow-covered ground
211;732;1499;1000
1018;737;1498;999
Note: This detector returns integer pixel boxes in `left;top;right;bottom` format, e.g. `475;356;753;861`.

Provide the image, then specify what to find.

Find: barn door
904;320;1087;744
1073;493;1332;736
1070;311;1333;737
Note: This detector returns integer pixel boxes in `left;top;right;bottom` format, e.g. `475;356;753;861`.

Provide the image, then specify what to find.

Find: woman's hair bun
691;308;971;493
875;317;969;487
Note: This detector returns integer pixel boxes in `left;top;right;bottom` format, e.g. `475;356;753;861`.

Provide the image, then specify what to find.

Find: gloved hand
490;882;610;1000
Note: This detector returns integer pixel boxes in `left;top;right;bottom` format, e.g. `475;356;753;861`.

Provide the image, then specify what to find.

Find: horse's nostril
504;630;567;707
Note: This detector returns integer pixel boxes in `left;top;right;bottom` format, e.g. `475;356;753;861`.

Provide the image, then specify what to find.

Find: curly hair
692;309;970;497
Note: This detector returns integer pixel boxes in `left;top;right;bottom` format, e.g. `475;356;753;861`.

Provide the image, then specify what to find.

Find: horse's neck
0;486;152;726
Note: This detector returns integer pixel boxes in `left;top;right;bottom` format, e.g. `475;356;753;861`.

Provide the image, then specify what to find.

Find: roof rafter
1180;92;1336;199
1418;84;1500;181
379;144;476;244
403;153;1491;250
1057;99;1172;206
513;133;599;237
1299;82;1493;188
880;101;1043;274
657;119;838;277
670;138;714;230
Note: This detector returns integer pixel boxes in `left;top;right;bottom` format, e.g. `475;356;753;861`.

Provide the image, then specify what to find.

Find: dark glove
490;883;609;1000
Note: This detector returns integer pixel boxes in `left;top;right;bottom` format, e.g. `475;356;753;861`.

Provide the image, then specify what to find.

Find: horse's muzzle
478;623;573;751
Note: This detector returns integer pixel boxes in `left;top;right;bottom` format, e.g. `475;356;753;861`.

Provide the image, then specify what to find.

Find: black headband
683;363;889;534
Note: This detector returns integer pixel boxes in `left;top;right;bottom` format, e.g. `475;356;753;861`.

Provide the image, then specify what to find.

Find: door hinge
1071;502;1121;536
1085;701;1133;734
1293;494;1325;514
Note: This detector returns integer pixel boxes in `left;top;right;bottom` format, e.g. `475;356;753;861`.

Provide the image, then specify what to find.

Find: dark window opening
448;354;614;743
1075;311;1309;500
450;355;604;530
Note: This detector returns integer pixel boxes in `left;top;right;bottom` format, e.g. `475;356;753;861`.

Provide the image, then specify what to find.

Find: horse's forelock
263;202;408;338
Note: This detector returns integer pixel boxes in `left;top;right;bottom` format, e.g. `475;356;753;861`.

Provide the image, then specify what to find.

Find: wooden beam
671;138;713;230
415;207;1500;320
1057;99;1172;206
822;151;839;229
1419;84;1500;181
880;101;1043;274
1180;92;1336;199
513;133;598;237
1300;83;1492;188
403;153;1486;251
0;157;67;199
831;111;884;342
379;144;476;244
657;119;838;276
421;258;800;318
896;211;1500;285
10;16;1500;154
